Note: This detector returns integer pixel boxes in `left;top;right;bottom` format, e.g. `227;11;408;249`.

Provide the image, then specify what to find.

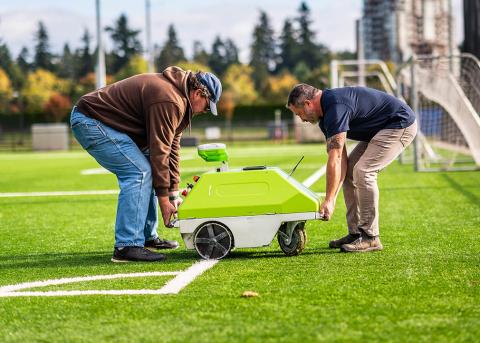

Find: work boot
145;237;180;250
111;246;166;263
340;232;383;253
329;233;360;249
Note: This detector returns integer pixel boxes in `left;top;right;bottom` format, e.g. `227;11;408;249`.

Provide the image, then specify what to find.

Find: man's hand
159;196;176;227
321;132;346;220
319;199;335;221
169;190;183;211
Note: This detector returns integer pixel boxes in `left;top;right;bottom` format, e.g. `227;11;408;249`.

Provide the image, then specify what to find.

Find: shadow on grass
441;174;480;208
227;246;337;260
0;249;200;270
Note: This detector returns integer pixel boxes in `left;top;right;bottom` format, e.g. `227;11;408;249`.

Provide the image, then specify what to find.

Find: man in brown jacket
70;67;222;262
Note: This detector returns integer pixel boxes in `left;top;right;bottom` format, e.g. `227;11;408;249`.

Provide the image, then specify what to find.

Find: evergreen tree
105;14;142;73
58;43;76;79
224;39;239;66
192;41;209;66
0;42;24;90
249;10;276;92
156;24;185;71
208;36;239;76
33;21;54;71
277;19;299;73
77;29;94;78
17;47;31;73
0;42;12;75
295;2;327;69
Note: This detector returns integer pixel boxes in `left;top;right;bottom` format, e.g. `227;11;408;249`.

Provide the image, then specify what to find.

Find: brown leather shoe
329;233;360;249
340;234;383;252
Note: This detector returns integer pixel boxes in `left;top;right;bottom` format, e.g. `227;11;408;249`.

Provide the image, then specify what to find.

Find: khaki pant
343;121;417;237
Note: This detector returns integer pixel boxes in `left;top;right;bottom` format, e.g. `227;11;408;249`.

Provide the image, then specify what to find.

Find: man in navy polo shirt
286;84;417;252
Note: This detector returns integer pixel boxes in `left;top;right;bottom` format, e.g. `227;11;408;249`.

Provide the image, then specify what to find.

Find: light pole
145;0;155;73
95;0;106;88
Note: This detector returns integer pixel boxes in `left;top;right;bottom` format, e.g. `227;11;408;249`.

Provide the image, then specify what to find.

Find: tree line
0;2;354;122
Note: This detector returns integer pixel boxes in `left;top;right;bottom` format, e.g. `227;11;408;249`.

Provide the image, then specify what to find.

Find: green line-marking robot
173;143;321;259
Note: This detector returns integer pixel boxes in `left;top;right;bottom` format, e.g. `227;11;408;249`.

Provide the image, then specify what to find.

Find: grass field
0;143;479;342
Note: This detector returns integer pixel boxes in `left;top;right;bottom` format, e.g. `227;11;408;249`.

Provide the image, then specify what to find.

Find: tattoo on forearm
326;133;346;152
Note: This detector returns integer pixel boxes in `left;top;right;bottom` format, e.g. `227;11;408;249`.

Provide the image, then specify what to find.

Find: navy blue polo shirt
319;87;415;142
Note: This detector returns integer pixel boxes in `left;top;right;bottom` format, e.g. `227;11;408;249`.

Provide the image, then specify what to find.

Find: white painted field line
302;165;327;188
0;260;218;297
159;259;218;294
80;156;196;175
81;168;111;175
0;271;179;293
0;190;119;198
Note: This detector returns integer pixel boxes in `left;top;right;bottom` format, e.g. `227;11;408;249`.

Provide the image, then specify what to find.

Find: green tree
0;42;25;90
193;41;209;66
293;61;311;83
208;36;239;77
58;43;76;79
77;29;94;78
0;42;13;76
277;19;299;73
334;50;356;60
33;21;54;71
114;55;148;81
223;64;258;105
17;47;31;73
156;24;186;71
249;11;276;92
106;14;142;74
296;2;329;69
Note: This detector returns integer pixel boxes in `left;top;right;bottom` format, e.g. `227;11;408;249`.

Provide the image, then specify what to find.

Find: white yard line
0;190;119;198
80;168;111;175
154;259;218;294
302;165;327;188
2;165;327;198
80;156;196;175
0;260;218;297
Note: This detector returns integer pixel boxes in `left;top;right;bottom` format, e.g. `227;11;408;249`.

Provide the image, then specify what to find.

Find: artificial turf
0;144;479;342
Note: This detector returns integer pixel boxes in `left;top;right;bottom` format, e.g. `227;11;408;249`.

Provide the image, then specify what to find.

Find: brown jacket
76;67;192;196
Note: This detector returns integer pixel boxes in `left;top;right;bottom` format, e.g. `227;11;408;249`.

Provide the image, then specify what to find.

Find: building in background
463;0;480;58
362;0;453;63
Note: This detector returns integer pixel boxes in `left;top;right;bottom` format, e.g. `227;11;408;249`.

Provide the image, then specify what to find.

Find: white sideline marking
0;190;119;198
158;259;218;294
0;260;218;297
80;156;196;175
302;165;327;188
81;168;111;175
1;165;327;198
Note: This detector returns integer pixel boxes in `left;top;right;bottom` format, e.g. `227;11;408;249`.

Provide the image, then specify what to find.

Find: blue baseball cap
196;72;222;116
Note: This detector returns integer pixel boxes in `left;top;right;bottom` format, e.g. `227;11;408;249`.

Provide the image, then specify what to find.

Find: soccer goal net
398;54;480;171
331;55;480;172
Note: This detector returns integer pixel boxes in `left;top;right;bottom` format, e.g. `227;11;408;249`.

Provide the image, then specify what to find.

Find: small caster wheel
278;221;306;256
193;222;233;259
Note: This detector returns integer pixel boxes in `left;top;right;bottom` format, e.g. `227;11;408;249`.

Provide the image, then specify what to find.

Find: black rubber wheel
193;222;233;260
278;222;307;256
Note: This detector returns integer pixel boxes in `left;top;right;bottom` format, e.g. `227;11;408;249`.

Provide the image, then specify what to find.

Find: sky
0;0;464;63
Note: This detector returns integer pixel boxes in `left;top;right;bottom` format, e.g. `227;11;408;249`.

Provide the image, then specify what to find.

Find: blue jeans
70;107;159;247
